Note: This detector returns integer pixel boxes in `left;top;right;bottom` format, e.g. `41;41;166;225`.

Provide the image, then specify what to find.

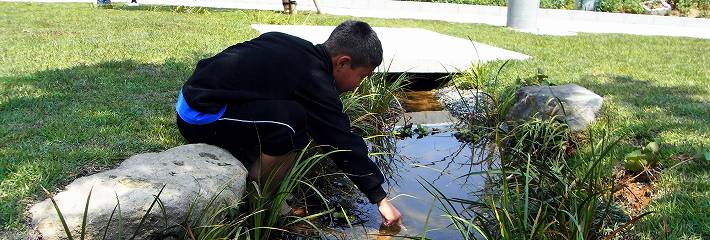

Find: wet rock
435;87;494;122
29;144;247;240
507;84;603;131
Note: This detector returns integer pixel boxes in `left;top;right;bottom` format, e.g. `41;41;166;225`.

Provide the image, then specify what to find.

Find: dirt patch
613;167;658;216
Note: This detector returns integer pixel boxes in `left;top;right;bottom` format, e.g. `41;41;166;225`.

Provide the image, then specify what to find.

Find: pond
325;124;498;239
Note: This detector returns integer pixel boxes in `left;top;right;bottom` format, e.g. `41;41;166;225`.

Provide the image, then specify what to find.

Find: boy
176;20;402;226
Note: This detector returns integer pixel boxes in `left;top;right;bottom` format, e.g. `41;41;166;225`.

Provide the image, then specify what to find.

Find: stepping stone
251;24;531;73
29;144;247;240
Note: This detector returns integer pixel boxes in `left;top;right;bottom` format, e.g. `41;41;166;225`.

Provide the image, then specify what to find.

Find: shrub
598;0;645;13
541;0;569;9
668;0;693;15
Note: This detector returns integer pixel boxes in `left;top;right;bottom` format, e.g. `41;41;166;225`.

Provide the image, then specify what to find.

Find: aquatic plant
247;142;343;239
341;71;409;138
341;69;409;177
423;122;651;239
433;60;651;239
447;60;517;145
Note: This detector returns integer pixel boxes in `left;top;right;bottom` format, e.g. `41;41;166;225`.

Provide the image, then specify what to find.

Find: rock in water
507;84;603;131
435;86;494;122
29;144;248;239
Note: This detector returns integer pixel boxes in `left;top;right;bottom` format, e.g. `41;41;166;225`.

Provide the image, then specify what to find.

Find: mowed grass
0;2;707;238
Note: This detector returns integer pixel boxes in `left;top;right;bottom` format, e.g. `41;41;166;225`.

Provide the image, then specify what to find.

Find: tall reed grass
341;70;409;177
426;62;651;239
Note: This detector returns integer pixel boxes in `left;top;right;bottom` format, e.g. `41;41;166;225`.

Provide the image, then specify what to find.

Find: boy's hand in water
377;197;402;226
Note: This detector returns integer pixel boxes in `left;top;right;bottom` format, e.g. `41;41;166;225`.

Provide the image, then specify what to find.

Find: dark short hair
323;20;383;68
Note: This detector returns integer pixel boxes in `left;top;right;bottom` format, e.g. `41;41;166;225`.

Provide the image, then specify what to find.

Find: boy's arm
300;92;402;225
303;100;388;203
296;78;387;204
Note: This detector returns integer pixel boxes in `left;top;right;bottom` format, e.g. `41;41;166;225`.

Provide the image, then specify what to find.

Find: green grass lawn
0;2;707;238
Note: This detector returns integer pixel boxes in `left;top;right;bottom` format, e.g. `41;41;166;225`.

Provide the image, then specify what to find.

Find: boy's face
332;55;375;93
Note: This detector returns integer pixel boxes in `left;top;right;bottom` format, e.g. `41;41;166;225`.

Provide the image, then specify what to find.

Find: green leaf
625;149;645;160
704;150;709;162
643;141;660;154
624;150;647;172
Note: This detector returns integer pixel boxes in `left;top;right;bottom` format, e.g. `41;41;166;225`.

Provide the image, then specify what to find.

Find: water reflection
334;127;498;239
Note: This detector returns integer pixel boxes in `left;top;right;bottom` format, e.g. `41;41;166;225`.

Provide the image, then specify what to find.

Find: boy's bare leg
248;151;297;194
249;151;311;216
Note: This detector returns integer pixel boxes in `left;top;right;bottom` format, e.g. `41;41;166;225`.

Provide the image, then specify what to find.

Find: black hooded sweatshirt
181;32;387;204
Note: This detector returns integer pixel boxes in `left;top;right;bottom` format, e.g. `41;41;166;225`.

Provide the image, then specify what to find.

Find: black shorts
176;100;309;166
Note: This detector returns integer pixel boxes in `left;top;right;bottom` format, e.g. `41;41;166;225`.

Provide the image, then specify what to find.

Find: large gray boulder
506;84;603;131
29;144;248;240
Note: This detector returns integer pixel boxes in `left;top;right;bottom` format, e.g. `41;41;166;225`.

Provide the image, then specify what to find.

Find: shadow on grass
104;4;247;13
581;73;708;144
635;161;710;239
582;74;709;238
0;59;199;228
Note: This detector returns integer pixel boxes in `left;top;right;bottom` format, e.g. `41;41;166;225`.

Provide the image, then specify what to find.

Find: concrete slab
251;24;531;73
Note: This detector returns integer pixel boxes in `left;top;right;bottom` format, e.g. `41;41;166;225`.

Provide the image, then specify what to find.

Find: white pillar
506;0;540;31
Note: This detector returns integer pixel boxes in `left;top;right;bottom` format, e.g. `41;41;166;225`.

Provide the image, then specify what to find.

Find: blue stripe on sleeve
176;90;227;125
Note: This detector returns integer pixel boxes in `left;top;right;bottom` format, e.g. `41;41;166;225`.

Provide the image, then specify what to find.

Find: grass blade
115;192;124;240
603;211;654;240
102;202;119;240
129;184;165;240
80;186;94;240
41;185;74;240
420;199;436;240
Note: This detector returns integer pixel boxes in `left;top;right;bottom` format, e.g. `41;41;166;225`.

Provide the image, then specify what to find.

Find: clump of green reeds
247;142;344;239
425;61;652;239
341;69;409;177
424;121;651;239
42;184;169;240
341;71;409;138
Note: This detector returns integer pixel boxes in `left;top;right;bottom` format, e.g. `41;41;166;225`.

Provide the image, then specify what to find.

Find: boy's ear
335;55;352;69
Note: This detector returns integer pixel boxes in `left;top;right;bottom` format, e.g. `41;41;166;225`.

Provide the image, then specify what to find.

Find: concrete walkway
252;24;530;73
4;0;710;39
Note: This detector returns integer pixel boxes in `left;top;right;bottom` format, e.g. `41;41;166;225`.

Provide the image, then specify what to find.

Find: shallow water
400;91;443;112
332;128;497;239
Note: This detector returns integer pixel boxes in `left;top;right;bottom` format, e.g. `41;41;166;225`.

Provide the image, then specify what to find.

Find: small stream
329;125;498;239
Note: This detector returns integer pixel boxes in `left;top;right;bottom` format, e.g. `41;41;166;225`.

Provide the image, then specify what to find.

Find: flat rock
396;110;457;126
435;86;494;122
251;24;531;73
29;144;248;240
506;84;603;131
